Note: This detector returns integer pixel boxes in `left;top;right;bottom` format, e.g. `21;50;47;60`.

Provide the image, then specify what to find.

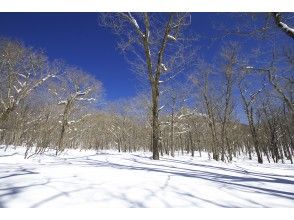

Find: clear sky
0;13;291;122
0;13;137;100
0;13;231;100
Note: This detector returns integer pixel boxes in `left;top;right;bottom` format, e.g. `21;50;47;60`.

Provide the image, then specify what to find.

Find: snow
279;22;294;34
17;79;26;87
0;146;294;208
160;63;167;71
158;105;165;111
76;91;86;96
17;73;28;79
13;85;22;93
76;98;95;102
128;13;140;30
167;35;177;41
177;112;194;119
58;100;67;105
42;75;53;82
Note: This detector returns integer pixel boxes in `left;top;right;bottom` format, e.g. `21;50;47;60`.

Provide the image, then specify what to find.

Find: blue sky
0;13;137;100
0;13;291;123
0;13;229;100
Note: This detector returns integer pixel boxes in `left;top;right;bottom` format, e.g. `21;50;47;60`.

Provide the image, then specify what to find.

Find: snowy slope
0;146;293;208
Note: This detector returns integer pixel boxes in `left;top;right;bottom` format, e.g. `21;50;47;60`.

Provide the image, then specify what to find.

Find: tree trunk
57;124;66;155
0;106;16;123
190;132;194;157
251;128;263;164
170;105;175;157
151;83;160;160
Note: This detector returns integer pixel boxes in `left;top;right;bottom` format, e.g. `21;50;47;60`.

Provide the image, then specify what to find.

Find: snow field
0;146;293;207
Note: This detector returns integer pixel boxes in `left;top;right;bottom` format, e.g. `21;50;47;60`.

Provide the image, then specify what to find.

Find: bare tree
100;13;193;159
190;61;220;161
49;67;103;155
159;81;192;157
218;43;239;161
0;38;56;123
244;51;294;115
272;13;294;39
238;73;264;164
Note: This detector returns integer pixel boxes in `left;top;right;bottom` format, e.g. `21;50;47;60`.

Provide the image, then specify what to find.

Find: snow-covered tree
0;38;56;123
100;13;194;159
48;67;103;154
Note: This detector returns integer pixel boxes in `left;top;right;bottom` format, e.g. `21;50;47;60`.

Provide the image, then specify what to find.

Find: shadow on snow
0;151;293;207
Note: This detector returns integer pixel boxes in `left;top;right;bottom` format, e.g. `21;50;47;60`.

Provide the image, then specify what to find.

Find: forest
0;12;293;164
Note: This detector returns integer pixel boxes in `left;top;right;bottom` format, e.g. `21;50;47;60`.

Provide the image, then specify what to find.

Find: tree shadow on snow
0;151;294;207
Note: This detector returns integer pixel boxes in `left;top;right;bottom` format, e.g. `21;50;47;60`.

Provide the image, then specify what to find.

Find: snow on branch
128;13;140;30
160;63;168;72
16;79;26;88
76;98;96;102
177;112;195;120
27;74;54;94
17;73;28;79
273;12;294;39
158;105;165;112
67;114;92;126
13;85;22;93
160;121;171;125
242;65;270;73
167;35;177;41
76;88;92;97
76;91;86;96
176;130;189;134
279;22;294;36
58;100;68;105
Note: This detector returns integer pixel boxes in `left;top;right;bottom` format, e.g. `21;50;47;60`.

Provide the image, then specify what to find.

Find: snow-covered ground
0;146;294;208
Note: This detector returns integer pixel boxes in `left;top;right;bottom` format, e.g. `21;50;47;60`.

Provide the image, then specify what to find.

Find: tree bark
151;83;160;160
